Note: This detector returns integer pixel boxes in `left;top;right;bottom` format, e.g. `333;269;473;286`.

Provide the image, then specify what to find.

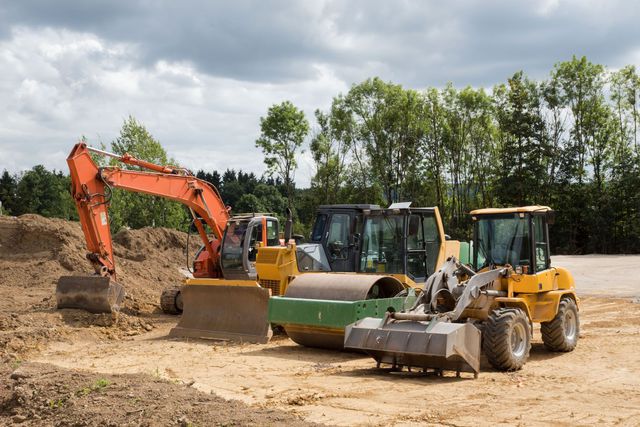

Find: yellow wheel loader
344;206;579;377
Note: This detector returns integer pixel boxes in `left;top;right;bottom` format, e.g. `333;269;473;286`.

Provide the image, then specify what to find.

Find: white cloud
0;26;347;186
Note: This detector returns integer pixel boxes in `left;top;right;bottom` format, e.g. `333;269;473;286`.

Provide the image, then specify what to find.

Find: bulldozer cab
220;215;280;280
310;204;380;272
359;207;443;283
471;206;554;275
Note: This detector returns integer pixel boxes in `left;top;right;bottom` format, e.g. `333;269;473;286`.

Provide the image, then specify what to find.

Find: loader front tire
541;297;579;352
160;286;183;315
483;308;531;371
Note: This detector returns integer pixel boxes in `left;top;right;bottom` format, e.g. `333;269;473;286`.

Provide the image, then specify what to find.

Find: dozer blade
169;284;273;344
344;317;481;376
56;276;125;313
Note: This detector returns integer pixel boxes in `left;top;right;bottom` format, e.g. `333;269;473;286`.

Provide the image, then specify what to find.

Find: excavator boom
57;142;230;313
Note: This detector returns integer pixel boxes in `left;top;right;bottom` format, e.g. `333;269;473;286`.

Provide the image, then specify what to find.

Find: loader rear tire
483;308;531;371
541;297;579;352
160;286;183;315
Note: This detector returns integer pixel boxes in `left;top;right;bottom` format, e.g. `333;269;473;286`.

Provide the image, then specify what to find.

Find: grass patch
48;398;66;409
76;378;111;396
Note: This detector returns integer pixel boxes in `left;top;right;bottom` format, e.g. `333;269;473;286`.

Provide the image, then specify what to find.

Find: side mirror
546;210;556;225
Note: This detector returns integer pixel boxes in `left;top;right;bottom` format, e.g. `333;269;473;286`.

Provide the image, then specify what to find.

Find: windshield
474;214;530;270
359;215;404;274
296;243;331;272
310;214;327;242
221;221;247;270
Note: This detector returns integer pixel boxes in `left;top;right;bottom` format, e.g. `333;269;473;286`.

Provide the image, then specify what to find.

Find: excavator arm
58;142;230;312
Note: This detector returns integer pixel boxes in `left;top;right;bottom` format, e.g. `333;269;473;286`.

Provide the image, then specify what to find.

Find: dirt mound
0;363;313;426
0;214;200;363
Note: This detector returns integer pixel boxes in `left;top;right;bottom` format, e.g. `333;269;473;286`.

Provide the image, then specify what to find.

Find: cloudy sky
1;0;638;186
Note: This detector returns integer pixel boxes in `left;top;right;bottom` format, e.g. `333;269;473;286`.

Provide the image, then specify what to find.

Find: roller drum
279;273;405;349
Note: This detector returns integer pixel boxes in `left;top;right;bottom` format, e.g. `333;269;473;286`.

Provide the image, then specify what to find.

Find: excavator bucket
56;276;125;313
344;316;481;376
169;283;273;344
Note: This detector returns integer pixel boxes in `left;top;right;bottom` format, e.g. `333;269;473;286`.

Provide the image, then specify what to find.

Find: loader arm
66;142;230;280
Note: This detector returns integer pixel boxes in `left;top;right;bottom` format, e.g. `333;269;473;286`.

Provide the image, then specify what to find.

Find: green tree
107;116;188;231
13;166;76;219
342;78;424;204
610;65;639;158
0;170;17;215
551;56;607;184
419;88;448;209
441;84;497;235
309;109;351;205
234;183;287;217
256;101;309;208
494;71;548;206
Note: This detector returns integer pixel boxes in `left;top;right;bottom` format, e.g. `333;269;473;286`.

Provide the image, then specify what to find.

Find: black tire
483;308;531;371
160;286;183;314
541;297;579;352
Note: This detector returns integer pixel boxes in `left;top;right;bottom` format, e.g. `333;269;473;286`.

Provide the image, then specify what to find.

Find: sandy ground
553;255;640;298
35;295;640;426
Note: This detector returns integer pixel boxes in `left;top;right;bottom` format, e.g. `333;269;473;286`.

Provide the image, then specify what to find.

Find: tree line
1;56;639;254
263;56;640;254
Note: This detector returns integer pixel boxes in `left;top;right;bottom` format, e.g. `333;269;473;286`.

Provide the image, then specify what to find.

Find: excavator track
160;286;183;314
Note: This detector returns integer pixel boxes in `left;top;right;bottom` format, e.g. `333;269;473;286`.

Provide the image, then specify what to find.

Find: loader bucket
344;317;481;376
56;276;125;313
169;283;273;344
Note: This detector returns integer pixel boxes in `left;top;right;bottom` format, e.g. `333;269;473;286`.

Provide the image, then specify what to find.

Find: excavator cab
220;215;279;280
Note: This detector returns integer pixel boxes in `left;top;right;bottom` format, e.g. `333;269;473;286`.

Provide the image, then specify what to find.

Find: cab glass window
327;214;350;260
474;214;530;270
359;215;404;274
221;221;247;270
407;215;427;280
247;223;262;262
534;215;550;272
423;215;441;276
266;219;279;246
311;214;327;242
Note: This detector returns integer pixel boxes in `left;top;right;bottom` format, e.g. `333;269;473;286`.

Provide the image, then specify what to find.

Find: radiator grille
259;279;281;296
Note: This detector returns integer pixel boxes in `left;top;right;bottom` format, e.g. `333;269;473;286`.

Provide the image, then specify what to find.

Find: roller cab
267;205;458;350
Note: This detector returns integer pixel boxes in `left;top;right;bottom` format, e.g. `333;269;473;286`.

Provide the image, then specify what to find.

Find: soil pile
0;214;199;363
0;362;313;426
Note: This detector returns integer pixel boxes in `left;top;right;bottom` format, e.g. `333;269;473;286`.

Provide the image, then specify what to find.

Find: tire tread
483;308;531;371
541;297;579;352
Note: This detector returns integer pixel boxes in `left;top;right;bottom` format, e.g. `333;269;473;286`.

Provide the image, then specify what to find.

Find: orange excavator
57;142;282;326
